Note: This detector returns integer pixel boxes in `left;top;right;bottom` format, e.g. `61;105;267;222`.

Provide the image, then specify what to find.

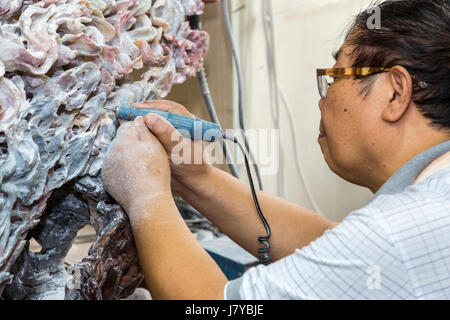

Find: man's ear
381;65;413;123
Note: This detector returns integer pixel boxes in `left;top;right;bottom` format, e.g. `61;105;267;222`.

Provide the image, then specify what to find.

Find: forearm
177;166;338;261
128;194;228;300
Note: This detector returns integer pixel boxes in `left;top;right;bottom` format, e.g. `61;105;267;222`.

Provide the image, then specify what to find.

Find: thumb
144;113;185;152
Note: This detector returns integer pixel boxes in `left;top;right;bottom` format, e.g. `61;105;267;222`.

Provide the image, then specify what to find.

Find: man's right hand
133;100;213;194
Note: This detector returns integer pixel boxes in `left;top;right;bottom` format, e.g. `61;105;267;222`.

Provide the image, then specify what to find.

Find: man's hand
102;116;171;214
132;100;213;195
102;113;227;300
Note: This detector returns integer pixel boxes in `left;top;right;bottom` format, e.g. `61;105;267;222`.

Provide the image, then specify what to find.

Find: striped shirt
225;140;450;299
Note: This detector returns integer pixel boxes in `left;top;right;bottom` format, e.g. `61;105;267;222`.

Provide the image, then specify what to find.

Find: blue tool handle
117;106;223;142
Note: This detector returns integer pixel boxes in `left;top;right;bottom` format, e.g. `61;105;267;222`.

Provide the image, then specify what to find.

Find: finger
134;116;155;142
115;121;138;140
109;122;137;154
144;113;185;152
133;100;195;118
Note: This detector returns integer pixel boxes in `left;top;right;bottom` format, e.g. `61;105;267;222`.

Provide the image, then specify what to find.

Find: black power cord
220;2;272;264
189;13;272;265
223;134;272;265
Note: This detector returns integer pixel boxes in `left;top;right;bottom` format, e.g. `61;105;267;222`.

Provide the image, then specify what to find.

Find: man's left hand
102;116;171;215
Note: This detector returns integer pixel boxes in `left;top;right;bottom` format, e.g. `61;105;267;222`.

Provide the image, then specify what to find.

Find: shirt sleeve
224;209;415;300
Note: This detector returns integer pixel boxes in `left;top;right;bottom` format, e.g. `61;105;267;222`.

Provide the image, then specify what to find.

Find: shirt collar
374;140;450;199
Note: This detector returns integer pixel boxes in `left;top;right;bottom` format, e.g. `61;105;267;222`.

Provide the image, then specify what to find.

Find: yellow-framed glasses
316;67;392;99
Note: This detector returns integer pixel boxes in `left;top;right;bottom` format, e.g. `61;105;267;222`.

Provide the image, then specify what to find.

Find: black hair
345;0;450;130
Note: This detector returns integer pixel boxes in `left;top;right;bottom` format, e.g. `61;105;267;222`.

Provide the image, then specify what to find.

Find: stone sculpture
0;0;209;299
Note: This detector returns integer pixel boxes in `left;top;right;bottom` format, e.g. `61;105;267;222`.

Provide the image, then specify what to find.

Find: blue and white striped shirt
225;140;450;299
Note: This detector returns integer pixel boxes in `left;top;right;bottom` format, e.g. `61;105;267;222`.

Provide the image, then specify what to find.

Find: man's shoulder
352;167;450;299
413;165;450;195
368;166;449;208
357;167;450;238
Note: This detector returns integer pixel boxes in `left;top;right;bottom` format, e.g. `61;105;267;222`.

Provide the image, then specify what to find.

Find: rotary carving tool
112;104;273;265
116;105;226;142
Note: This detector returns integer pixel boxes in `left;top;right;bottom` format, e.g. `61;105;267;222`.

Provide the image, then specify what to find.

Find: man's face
318;45;387;187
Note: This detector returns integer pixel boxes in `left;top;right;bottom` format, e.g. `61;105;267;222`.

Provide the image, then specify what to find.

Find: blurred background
168;0;375;222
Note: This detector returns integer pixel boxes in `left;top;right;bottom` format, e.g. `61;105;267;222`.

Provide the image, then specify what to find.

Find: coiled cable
223;133;272;265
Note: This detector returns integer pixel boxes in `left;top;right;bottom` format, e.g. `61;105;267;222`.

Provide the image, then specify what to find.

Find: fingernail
133;101;151;107
135;116;145;125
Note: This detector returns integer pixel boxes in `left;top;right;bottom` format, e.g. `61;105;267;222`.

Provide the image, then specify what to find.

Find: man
102;0;450;299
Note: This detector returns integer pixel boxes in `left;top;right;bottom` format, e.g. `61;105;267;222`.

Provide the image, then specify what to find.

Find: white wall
232;0;375;221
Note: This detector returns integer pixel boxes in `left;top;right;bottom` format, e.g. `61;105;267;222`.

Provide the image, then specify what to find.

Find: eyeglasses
316;67;391;99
